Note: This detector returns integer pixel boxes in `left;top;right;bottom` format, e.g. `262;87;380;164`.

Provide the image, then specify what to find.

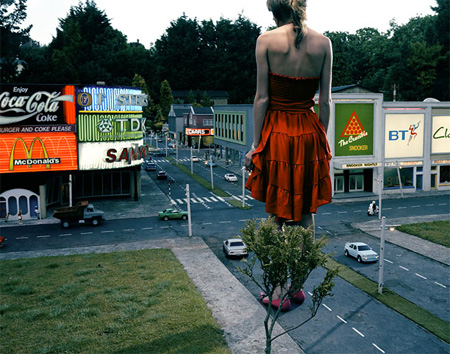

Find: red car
0;236;5;248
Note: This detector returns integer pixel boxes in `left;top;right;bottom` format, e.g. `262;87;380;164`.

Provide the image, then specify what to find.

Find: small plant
239;217;338;354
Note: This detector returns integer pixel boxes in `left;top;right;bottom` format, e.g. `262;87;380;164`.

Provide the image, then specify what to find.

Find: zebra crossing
170;194;254;206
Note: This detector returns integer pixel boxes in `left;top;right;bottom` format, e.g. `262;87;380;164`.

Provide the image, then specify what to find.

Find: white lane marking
372;343;386;353
123;229;134;232
202;222;212;225
181;224;188;227
384;207;392;210
337;315;347;323
196;197;205;203
216;196;225;202
438;203;447;206
425;204;434;206
170;199;177;205
353;210;363;213
37;235;50;238
59;234;71;237
210;197;219;202
337;211;347;214
399;266;409;271
101;230;114;233
398;206;407;209
17;236;28;240
247;196;254;200
307;292;313;296
434;281;447;288
322;304;332;312
415;273;427;280
352;327;365;337
191;198;199;204
239;219;249;222
322;212;332;215
384;259;394;264
219;221;231;224
141;227;153;230
232;195;241;201
203;197;212;202
160;226;169;229
412;205;421;208
81;232;93;235
177;199;184;204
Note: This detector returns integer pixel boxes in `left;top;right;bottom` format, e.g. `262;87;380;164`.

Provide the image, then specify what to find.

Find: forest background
1;0;449;126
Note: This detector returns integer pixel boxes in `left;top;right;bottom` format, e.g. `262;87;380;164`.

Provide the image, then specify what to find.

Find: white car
224;173;238;182
344;242;379;263
191;156;200;162
223;238;248;258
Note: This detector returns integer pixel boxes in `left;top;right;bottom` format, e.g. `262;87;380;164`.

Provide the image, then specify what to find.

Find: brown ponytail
290;0;307;49
267;0;307;49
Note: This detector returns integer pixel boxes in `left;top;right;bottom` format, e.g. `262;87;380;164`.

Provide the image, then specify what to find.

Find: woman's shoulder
305;28;332;46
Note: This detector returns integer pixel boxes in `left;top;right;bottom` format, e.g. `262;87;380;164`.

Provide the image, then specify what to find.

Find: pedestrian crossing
170;194;254;206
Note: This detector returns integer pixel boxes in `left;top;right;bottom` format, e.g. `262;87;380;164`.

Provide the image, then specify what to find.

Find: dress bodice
268;72;320;112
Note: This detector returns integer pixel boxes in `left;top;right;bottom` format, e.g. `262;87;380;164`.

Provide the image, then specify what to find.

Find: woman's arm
318;38;333;133
245;34;270;170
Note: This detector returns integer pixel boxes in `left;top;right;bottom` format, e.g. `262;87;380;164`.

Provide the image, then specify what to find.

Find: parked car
0;236;5;248
153;150;166;157
156;171;168;180
204;160;217;167
191;156;200;162
223;238;248;258
145;162;157;171
158;208;188;221
344;242;379;263
224;173;238;182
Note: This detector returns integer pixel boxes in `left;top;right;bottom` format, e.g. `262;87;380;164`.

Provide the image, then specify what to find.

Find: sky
23;0;437;48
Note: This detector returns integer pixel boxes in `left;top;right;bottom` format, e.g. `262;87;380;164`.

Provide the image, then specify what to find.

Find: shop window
384;167;414;188
439;166;450;185
8;196;17;215
19;196;28;215
0;197;6;218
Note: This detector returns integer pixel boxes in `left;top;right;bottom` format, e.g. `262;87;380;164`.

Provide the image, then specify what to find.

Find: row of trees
2;0;449;106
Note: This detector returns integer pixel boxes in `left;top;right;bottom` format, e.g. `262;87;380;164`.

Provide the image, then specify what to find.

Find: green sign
78;113;144;142
334;103;374;156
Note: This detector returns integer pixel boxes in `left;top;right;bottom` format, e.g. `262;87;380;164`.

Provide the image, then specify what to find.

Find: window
204;119;213;126
439;166;450;185
384;167;414;188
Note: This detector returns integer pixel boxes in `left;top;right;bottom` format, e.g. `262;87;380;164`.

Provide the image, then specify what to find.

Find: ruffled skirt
245;109;332;221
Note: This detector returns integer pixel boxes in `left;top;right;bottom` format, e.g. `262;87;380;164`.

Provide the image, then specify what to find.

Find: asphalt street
1;148;449;354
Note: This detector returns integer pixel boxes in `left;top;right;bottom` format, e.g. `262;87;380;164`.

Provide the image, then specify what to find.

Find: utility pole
210;154;214;190
190;146;193;174
378;216;386;294
186;184;192;237
242;167;246;208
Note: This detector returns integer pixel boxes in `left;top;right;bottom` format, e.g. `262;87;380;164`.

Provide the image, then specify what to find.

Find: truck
53;201;105;229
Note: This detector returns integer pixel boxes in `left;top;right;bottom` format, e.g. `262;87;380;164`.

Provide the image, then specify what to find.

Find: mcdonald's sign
0;133;78;173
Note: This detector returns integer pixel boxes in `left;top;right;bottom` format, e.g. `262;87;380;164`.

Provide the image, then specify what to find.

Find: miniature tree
239;217;338;354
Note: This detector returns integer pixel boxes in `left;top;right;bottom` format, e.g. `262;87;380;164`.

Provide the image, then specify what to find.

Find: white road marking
16;236;28;240
399;266;409;271
216;196;226;202
239;219;249;222
101;230;114;233
384;259;394;264
170;199;177;205
307;292;313;296
160;226;169;229
384;207;392;210
322;304;332;312
37;235;50;238
202;222;212;225
123;229;134;232
177;199;184;204
141;227;153;230
322;212;332;215
203;197;212;202
434;281;447;288
337;211;347;214
425;204;434;206
353;210;363;212
398;206;407;209
219;221;231;224
210;197;219;202
438;203;447;206
415;273;427;280
59;234;71;237
247;196;254;200
352;327;365;337
372;343;386;353
337;315;347;323
81;232;93;235
412;205;421;208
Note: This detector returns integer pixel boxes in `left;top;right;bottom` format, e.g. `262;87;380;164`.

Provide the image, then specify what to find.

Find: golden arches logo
9;137;50;171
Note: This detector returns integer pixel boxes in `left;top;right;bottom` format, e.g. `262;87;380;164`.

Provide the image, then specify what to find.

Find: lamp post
378;216;386;294
210;155;214;190
242;167;246;208
186;184;192;238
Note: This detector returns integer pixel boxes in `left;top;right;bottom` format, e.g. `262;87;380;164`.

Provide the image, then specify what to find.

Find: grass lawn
396;220;450;247
0;249;231;354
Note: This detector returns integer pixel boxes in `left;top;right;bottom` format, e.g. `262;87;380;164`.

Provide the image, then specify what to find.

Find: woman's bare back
264;25;330;78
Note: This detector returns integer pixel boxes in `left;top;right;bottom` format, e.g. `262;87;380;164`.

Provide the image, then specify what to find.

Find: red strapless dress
245;72;332;221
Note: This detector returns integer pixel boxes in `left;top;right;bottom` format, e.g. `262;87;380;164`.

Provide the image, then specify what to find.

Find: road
1;149;449;353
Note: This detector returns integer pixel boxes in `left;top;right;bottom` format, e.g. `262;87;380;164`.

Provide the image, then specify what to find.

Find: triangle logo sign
340;111;366;137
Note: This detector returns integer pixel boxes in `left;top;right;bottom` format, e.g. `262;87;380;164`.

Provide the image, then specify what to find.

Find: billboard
185;128;214;136
78;113;145;142
76;86;147;112
432;115;450;154
78;140;148;170
0;133;78;174
334;104;374;156
385;114;424;158
0;85;76;126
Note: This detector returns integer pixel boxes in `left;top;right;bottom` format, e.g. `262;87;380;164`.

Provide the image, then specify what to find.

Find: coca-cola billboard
0;84;76;127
